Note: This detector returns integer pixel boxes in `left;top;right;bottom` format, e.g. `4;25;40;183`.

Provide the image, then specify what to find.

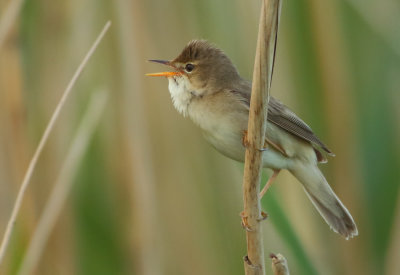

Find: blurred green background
0;0;399;274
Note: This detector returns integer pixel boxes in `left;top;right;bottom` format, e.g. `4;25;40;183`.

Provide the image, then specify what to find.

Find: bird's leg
240;211;253;231
258;211;268;221
260;169;280;198
241;130;270;226
263;138;288;157
240;210;268;230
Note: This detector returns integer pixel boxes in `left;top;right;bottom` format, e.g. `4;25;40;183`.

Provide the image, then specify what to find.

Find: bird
146;40;358;239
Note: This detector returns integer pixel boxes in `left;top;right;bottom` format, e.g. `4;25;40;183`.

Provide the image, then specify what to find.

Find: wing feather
267;97;334;155
229;88;334;156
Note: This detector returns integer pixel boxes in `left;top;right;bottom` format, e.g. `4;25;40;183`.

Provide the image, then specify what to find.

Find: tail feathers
290;163;358;239
304;187;358;239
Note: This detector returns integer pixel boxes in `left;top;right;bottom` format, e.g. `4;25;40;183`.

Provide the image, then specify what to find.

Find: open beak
146;59;182;77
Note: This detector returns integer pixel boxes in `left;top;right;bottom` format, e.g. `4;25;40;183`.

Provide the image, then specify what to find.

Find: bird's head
147;40;241;95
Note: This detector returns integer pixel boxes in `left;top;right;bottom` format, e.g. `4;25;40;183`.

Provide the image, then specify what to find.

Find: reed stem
242;0;281;274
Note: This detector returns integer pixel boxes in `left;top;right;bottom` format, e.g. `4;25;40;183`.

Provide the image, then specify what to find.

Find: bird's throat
167;76;197;117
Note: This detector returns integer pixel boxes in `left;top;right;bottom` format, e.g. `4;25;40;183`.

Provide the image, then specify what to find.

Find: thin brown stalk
0;21;111;265
17;90;108;275
0;0;25;50
242;0;281;274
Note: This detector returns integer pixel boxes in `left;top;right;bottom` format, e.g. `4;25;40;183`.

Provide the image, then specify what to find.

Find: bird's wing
267;97;334;155
229;88;334;157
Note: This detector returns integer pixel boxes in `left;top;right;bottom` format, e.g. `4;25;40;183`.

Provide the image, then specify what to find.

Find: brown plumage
147;40;358;239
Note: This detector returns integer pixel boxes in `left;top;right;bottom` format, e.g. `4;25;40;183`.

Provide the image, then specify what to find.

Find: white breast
167;76;194;116
166;76;295;170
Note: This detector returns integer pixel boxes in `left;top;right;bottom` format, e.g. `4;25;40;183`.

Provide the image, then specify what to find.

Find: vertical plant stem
0;21;111;265
242;0;281;274
17;90;108;275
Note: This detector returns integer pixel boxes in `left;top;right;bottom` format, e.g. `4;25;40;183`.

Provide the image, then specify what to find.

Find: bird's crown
172;40;226;64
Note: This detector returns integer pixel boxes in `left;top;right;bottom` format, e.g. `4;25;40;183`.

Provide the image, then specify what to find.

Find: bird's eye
184;63;195;73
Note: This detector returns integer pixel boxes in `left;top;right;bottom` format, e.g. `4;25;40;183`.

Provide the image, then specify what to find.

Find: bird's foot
240;211;268;230
240;211;253;231
258;211;268;221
